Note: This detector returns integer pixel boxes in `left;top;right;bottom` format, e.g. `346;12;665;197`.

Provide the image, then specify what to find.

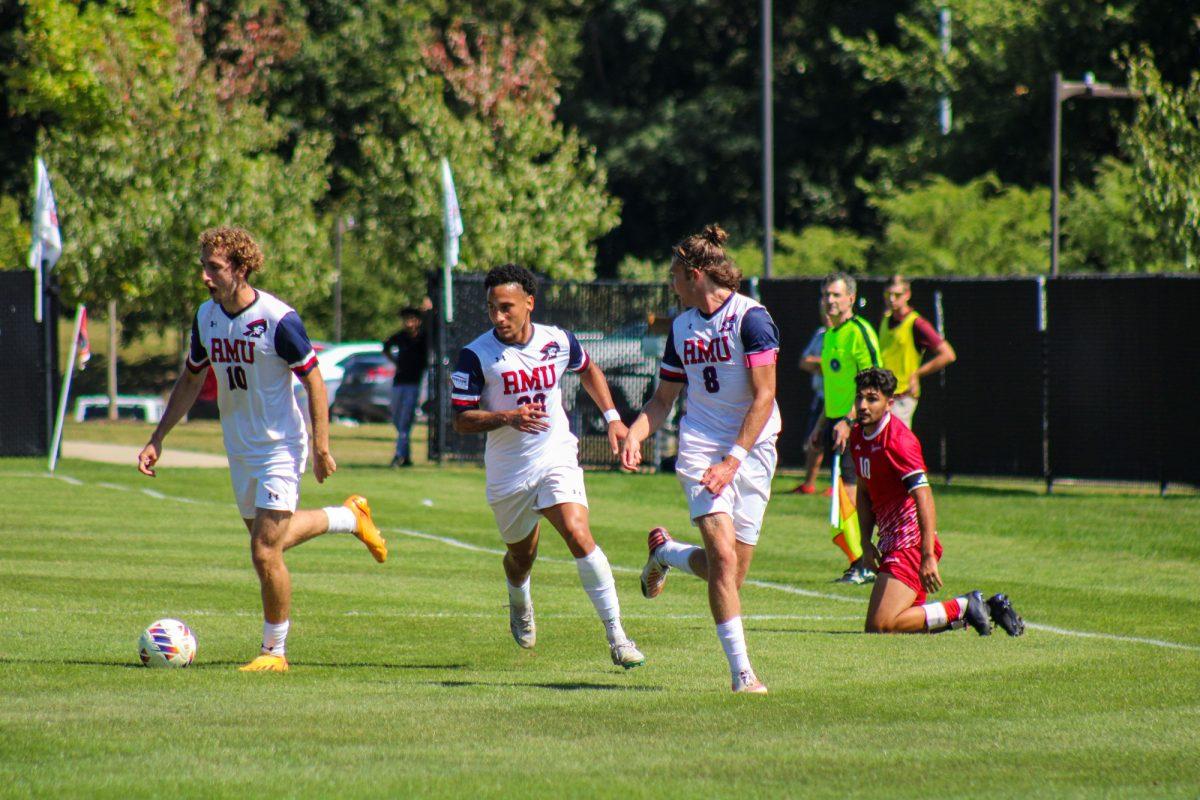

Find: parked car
330;353;395;422
293;341;382;411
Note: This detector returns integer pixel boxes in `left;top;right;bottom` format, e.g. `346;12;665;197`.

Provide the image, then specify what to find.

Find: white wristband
603;408;621;424
728;444;748;462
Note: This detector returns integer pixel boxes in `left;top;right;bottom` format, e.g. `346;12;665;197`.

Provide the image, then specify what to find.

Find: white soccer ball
138;618;197;668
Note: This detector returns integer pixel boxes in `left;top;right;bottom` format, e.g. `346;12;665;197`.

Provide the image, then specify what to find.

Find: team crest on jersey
719;314;739;334
539;342;561;361
243;319;268;338
830;358;842;372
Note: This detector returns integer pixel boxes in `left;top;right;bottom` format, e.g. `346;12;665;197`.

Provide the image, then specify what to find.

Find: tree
7;0;330;337
1122;49;1200;269
330;22;620;339
871;174;1048;275
729;227;871;277
1061;157;1177;273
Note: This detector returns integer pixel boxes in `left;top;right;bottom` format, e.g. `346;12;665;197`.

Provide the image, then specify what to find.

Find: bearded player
137;227;387;672
621;224;780;694
849;367;1024;637
450;263;644;670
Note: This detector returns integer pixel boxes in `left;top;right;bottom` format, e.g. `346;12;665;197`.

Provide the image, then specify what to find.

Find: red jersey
849;413;929;553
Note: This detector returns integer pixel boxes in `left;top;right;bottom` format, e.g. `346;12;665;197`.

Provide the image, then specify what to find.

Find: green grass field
2;426;1199;798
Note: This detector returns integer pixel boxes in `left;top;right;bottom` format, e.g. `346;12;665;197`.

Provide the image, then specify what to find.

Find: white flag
440;157;463;268
28;157;62;271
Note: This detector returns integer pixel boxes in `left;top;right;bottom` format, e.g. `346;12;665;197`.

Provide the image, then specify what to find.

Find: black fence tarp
430;273;1199;489
0;269;59;456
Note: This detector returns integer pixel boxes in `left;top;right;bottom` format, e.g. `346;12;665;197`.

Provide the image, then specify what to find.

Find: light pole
761;0;773;278
331;214;356;342
1049;72;1140;276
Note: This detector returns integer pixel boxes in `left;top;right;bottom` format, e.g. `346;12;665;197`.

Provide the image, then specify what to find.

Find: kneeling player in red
848;367;1024;636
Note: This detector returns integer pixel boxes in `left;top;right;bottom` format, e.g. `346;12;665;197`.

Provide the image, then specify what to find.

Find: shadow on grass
751;628;863;635
0;657;468;670
431;679;661;692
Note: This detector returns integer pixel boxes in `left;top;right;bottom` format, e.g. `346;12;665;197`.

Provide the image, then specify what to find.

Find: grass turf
1;439;1198;798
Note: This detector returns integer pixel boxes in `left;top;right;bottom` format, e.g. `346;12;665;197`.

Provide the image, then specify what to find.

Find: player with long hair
621;224;781;693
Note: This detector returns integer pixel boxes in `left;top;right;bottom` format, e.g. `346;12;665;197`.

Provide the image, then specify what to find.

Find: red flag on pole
77;306;91;368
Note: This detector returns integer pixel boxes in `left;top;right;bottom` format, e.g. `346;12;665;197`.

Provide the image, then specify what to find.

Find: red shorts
878;537;942;606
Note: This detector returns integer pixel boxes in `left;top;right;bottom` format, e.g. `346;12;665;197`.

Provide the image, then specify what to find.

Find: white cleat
732;669;768;694
610;639;646;670
640;526;673;599
509;603;536;649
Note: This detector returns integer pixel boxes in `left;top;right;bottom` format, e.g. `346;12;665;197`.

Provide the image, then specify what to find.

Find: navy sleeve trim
451;347;485;411
187;312;209;371
740;307;780;353
275;311;317;374
564;330;590;373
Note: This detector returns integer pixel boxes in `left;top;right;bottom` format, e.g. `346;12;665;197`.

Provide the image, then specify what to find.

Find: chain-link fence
428;274;678;469
430;272;1199;492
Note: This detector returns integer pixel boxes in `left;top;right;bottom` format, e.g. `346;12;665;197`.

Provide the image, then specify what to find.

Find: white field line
5;606;858;623
10;471;1200;654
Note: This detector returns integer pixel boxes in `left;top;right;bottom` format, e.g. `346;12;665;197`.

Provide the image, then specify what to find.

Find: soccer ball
138;618;197;668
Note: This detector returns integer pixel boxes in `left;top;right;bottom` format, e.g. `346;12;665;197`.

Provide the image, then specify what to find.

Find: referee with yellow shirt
879;275;957;428
809;272;881;584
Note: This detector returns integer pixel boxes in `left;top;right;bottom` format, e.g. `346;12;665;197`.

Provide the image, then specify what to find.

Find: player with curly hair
137;226;388;672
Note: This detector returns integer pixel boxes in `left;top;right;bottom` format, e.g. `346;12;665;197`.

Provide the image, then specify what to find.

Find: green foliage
871;174;1048;275
8;0;330;337
833;0;1152;193
1062;157;1178;273
732;227;873;278
1122;49;1200;269
0;194;30;269
616;255;666;283
332;25;619;339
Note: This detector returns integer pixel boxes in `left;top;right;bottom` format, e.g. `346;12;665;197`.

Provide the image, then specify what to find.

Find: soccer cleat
986;593;1026;637
640;526;673;599
238;654;289;672
962;590;993;636
788;483;817;495
509;603;536;649
835;565;875;585
344;495;387;563
610;640;645;670
732;669;768;694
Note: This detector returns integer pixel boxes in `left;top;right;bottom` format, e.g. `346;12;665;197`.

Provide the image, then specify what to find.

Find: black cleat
986;593;1025;637
962;590;992;636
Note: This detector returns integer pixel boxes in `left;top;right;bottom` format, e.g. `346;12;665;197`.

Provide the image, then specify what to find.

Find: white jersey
187;289;317;461
659;292;782;450
451;324;589;500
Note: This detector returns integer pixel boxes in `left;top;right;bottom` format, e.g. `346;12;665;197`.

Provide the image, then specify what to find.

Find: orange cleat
238;654;289;672
344;495;387;563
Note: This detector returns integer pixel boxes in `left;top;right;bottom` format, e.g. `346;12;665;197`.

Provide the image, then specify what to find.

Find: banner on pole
29;157;62;271
440;157;463;324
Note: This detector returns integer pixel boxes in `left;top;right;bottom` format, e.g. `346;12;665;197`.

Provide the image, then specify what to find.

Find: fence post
1037;276;1052;494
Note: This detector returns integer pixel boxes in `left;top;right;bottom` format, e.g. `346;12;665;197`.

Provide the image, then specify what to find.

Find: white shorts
228;454;305;519
488;464;588;544
892;395;918;428
675;436;778;546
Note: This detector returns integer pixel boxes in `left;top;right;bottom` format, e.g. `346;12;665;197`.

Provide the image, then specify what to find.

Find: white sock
507;576;532;610
262;620;290;656
657;539;701;576
715;616;752;676
575;547;628;645
922;594;971;630
323;505;358;533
